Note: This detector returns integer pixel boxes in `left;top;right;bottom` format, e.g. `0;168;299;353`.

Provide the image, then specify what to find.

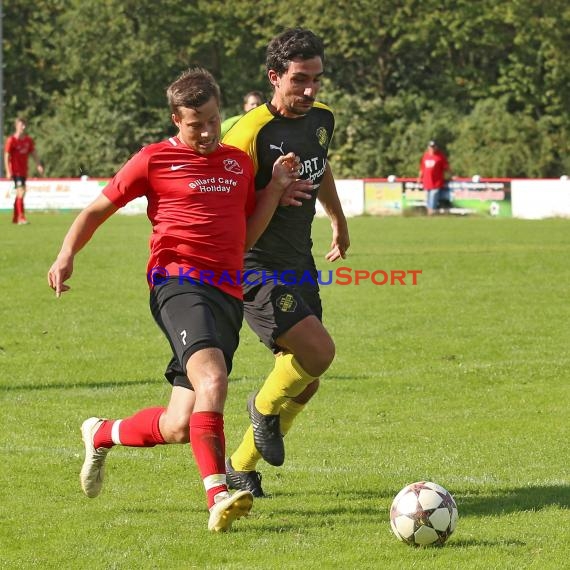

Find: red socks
91;408;227;509
93;407;166;448
13;197;24;223
190;411;228;508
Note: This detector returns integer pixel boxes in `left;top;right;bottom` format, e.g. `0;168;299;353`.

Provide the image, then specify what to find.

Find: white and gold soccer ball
390;481;458;546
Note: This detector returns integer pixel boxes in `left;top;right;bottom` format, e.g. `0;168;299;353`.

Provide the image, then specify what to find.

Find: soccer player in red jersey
47;67;312;532
4;117;44;224
418;140;452;215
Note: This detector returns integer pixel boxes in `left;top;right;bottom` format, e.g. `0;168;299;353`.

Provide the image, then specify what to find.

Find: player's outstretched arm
317;163;350;262
47;193;118;297
245;152;312;250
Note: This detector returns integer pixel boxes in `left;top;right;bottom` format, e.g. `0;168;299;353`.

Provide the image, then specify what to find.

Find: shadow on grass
0;378;159;392
448;539;526;548
273;484;569;519
1;373;374;391
456;485;570;516
323;373;376;381
243;522;313;533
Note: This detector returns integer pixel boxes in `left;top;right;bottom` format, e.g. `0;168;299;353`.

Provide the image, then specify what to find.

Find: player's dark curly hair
265;28;325;76
167;66;221;116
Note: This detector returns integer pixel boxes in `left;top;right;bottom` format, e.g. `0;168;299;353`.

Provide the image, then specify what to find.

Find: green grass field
1;212;569;569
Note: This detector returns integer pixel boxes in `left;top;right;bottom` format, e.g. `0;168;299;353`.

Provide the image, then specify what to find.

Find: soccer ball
390;481;458;546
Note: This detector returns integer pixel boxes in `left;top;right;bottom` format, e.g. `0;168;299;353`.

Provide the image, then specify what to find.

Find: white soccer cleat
207;490;253;532
80;417;109;498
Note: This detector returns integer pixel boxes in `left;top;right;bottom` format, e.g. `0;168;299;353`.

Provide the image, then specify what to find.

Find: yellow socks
231;399;306;472
279;399;305;435
230;354;315;472
255;353;316;415
231;426;260;471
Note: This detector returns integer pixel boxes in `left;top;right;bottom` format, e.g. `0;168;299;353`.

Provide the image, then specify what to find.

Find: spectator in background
4;117;44;224
418;140;451;216
221;90;265;138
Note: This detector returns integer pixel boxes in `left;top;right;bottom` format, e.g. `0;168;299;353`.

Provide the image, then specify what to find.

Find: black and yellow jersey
223;101;335;276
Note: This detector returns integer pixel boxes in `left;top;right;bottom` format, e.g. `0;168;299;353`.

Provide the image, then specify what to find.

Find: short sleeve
102;149;150;208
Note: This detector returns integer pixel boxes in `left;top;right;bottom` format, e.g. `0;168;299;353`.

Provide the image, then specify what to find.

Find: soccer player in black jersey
223;28;350;496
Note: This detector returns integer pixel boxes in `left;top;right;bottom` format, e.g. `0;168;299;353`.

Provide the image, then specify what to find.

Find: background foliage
3;0;570;178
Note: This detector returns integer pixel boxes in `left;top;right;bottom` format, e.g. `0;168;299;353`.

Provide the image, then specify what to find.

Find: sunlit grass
1;213;568;569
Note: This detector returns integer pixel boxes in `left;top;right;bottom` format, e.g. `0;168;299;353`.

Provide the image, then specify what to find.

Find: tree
3;0;568;178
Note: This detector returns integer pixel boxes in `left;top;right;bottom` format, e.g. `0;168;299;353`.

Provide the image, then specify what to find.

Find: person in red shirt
47;67;312;532
418;140;451;216
4;117;45;224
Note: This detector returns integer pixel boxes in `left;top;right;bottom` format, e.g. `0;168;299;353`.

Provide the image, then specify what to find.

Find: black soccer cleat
226;458;265;498
247;393;285;466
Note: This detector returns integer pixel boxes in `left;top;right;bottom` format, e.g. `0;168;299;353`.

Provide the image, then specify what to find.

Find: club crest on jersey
223;158;243;174
316;127;329;150
276;293;297;313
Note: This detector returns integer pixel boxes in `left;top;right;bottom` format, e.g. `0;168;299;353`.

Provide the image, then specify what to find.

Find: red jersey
5;135;35;177
419;151;449;190
103;137;256;299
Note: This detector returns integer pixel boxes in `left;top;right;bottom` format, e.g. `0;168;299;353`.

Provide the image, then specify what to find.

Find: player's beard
287;97;314;116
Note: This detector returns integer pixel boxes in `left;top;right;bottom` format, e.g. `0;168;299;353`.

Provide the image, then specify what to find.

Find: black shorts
149;278;243;390
244;281;323;353
13;176;26;189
